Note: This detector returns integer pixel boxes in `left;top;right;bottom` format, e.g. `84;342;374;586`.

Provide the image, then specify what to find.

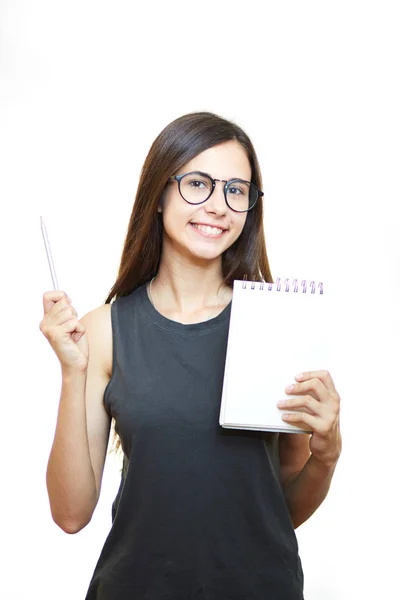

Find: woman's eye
228;186;243;195
189;180;206;189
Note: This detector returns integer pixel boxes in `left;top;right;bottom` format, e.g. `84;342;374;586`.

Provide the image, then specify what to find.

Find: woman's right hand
39;291;89;373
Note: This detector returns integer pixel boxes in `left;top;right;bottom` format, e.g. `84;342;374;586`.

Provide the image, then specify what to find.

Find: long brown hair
104;111;274;453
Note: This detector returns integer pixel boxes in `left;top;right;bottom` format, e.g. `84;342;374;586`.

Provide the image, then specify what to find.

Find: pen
40;216;59;290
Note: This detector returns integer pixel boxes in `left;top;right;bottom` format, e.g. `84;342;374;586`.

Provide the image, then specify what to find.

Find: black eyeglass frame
168;170;264;213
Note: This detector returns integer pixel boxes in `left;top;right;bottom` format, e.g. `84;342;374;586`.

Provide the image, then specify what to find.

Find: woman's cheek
232;215;247;240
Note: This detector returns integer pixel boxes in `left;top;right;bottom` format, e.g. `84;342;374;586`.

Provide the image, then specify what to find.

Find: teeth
192;223;224;235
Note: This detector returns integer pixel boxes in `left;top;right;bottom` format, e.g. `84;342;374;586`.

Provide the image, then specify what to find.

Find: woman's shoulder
84;289;145;377
81;303;112;378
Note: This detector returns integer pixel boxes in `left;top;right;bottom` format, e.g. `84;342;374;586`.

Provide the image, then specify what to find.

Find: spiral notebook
220;278;329;434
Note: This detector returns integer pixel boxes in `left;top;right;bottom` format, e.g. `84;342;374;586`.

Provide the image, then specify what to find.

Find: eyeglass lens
179;172;258;212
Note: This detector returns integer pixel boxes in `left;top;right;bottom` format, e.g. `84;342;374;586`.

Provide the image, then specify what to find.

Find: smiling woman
40;111;320;600
159;141;251;270
104;112;271;303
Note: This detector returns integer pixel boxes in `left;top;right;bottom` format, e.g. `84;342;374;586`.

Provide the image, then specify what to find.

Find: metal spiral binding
241;277;324;294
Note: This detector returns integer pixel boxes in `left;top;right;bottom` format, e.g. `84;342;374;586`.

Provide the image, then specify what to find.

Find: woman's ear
157;192;165;213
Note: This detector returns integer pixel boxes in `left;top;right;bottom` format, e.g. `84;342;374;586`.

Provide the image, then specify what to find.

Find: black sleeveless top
85;285;304;599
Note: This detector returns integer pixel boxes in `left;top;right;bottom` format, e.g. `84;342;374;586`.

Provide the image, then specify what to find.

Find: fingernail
285;385;294;392
295;373;303;380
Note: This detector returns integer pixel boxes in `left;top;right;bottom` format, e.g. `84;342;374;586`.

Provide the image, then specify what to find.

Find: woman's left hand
278;370;342;467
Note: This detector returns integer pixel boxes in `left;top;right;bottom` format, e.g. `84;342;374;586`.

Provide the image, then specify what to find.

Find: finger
64;318;85;335
278;395;324;416
295;370;337;396
285;378;329;404
52;306;78;326
49;299;77;321
281;410;333;436
43;290;71;314
72;330;85;343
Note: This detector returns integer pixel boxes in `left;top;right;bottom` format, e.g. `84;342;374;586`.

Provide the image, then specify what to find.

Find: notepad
219;278;330;434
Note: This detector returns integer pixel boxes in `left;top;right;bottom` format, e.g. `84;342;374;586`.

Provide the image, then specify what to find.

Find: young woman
40;112;342;599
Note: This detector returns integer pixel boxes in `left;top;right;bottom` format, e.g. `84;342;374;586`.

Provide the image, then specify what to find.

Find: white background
1;1;399;598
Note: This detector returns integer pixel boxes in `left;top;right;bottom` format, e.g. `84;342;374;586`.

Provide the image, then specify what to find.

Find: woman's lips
190;222;227;238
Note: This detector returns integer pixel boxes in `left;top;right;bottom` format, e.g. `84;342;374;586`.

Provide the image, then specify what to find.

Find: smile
190;223;226;238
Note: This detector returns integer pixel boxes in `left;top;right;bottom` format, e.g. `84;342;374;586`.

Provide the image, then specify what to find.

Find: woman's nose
205;182;227;214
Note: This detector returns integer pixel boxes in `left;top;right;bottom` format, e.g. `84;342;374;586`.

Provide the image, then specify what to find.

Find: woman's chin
185;244;225;263
163;234;231;263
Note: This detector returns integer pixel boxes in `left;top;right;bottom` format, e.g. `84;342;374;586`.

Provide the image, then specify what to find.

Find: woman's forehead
181;141;251;179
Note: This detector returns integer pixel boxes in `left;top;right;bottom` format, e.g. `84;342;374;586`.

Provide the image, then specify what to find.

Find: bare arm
278;370;342;529
279;433;338;529
46;304;112;534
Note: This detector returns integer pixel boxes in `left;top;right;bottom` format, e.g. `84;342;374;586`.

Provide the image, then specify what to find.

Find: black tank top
85;284;304;599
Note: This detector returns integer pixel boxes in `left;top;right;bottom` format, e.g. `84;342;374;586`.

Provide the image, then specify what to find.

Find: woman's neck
149;258;232;323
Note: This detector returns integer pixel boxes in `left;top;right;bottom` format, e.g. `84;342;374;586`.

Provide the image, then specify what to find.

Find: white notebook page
220;279;329;433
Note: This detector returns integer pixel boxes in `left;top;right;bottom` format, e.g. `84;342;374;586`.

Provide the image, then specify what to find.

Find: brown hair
104;111;273;453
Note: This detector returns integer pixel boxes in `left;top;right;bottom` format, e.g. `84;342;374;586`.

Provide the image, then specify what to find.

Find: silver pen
40;216;59;290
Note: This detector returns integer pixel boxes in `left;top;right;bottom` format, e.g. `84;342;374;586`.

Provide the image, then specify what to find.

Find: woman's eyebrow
195;170;249;182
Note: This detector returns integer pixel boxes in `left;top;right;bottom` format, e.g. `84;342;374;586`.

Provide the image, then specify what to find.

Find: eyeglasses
168;171;263;213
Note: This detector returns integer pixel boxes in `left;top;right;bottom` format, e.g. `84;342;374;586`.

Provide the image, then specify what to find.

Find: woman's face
160;140;250;264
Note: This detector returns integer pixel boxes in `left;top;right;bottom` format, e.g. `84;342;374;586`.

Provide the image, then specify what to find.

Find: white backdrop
1;1;399;598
